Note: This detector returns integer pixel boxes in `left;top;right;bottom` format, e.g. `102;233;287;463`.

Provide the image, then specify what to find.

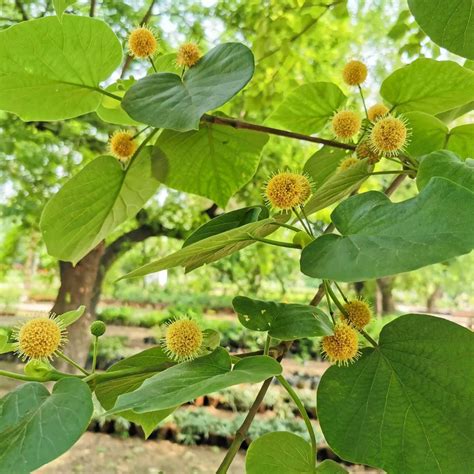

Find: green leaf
0;331;14;355
246;432;315;474
57;305;85;327
53;0;76;20
95;347;175;438
119;214;287;279
153;122;269;207
0;15;122;121
317;314;474;473
416;150;474;192
266;82;346;135
96;79;140;126
232;296;333;339
381;58;474;115
40;147;160;264
109;347;282;414
0;378;93;473
300;177;474;281
150;53;180;74
184;206;269;247
315;460;348;473
303;159;370;217
408;0;474;60
303;147;350;189
447;124;474;159
122;43;254;131
404;112;448;157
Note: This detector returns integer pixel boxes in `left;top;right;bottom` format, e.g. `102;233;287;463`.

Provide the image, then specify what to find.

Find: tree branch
14;0;28;20
201;114;355;151
89;0;96;17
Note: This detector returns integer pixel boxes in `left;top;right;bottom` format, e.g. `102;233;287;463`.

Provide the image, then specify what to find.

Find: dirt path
36;432;245;474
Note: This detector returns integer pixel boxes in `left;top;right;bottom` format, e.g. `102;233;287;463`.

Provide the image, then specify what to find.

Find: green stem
126;128;159;169
57;351;90;376
248;234;300;249
149;56;157;72
276;222;302;233
94;87;122;101
91;336;99;374
263;335;272;356
334;281;348;303
299;205;315;237
0;369;39;381
323;280;335;324
370;170;409;176
277;375;317;468
358;85;368;119
292;207;312;236
132;125;151;139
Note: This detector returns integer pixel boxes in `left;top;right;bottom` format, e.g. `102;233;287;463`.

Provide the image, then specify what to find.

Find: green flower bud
90;320;106;337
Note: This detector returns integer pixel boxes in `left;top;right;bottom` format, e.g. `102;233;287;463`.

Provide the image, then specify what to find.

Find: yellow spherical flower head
356;140;381;165
176;42;202;68
13;316;67;361
264;172;312;210
109;130;137;161
163;317;204;362
343;299;372;330
370;115;409;156
342;60;368;86
367;103;389;122
338;157;359;172
128;25;158;58
321;321;360;366
332;110;361;140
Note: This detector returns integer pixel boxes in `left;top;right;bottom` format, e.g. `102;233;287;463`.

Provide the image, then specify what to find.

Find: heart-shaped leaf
233;296;333;339
417;150;474;192
119;214;287;279
447;124;474;159
0;15;122;121
95;347;176;438
381;58;474;115
40;147;160;264
246;432;315;474
109;347;282;414
53;0;76;20
301;177;474;282
404;112;448;158
0;378;93;473
267;82;346;135
303;147;350;189
408;0;474;60
122;43;254;131
318;314;474;473
153;122;268;206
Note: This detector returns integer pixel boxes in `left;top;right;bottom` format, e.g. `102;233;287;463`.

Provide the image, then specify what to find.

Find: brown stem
201;114;355;151
89;0;96;17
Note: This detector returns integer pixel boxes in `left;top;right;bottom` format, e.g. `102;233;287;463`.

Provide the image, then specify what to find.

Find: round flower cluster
321;321;360;366
128;26;158;58
343;299;372;329
265;172;312;210
176;43;202;68
163;318;204;362
109;130;137;161
332;110;361;140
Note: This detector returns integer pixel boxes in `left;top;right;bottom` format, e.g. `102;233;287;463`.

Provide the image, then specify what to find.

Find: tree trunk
376;277;396;315
427;284;443;313
51;242;105;369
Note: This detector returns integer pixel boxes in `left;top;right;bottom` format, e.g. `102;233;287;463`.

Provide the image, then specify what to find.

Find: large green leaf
246;432;315;474
300;177;474;281
122;43;254;131
119;214;287;279
109;347;282;414
303;147;350;189
0;378;93;473
184;206;269;246
96;79;139;126
416;150;474;191
381;59;474;114
303;159;370;217
266;82;346;135
40;147;160;264
95;347;175;438
408;0;474;60
0;15;122;121
153;123;269;207
447;124;474;159
318;314;474;473
404;112;448;158
232;296;333;339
